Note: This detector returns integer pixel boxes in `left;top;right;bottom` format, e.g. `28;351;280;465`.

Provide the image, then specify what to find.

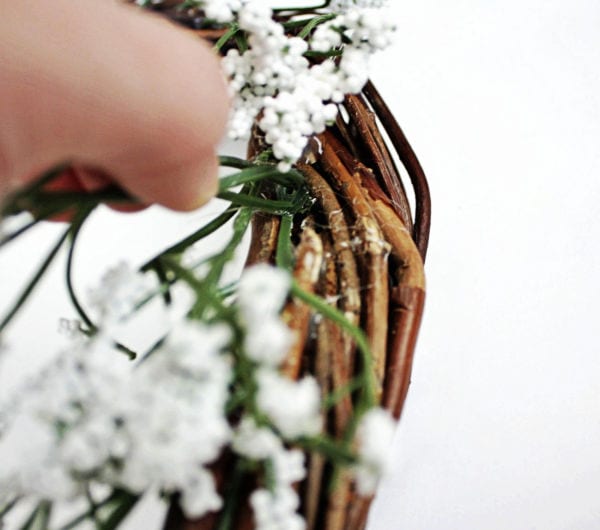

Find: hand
0;0;229;211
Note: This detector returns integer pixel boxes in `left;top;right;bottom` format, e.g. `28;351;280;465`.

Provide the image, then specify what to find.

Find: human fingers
0;0;229;210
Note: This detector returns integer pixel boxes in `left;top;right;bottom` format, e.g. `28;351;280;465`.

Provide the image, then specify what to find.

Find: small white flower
179;469;223;518
250;486;305;530
237;264;291;322
88;262;159;325
244;316;294;367
272;448;305;485
0;317;234;518
353;407;396;495
255;369;321;439
232;416;282;460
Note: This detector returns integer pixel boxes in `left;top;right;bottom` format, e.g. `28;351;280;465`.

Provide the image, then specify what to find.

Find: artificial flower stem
203;207;253;289
0;497;19;520
145;205;237;261
66;206;96;331
213;23;240;52
218;155;254;169
0;217;40;249
296;436;356;466
214;460;245;530
19;501;51;530
0;225;70;334
275;213;294;271
65;206;138;360
97;493;138;530
217;191;296;212
298;13;336;39
218;166;301;191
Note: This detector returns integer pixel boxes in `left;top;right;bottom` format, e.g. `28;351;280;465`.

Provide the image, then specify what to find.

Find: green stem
214;460;246;530
295;435;357;465
0;497;20;519
217;191;295;212
17;501;52;530
298;13;337;39
304;49;343;58
321;377;364;410
57;491;130;530
275;214;294;271
0;218;40;249
143;205;237;263
11;187;133;218
97;492;138;530
202;207;252;289
219;166;303;190
219;156;253;170
219;166;281;190
147;259;173;305
0;226;70;334
214;23;239;52
66;206;96;331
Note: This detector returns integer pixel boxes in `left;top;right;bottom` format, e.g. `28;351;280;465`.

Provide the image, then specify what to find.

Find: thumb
0;0;230;211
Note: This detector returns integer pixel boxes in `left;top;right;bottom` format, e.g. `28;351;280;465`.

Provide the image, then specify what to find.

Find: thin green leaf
219;156;253;170
214;23;240;51
146;205;237;261
298;13;336;39
217;191;295;212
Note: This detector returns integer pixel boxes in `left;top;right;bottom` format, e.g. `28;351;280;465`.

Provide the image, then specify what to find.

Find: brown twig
319;131;390;402
344;94;414;233
356;164;426;420
245;212;280;266
363;81;432;262
281;220;323;380
297;163;361;373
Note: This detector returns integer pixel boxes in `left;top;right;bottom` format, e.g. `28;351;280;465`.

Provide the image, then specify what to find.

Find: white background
2;1;600;529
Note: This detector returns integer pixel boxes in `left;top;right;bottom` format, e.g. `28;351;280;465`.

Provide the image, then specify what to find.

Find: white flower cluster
233;418;306;530
190;0;246;23
222;1;395;171
0;321;233;518
87;262;159;326
237;265;321;439
353;407;396;495
236;264;322;529
237;263;293;366
311;8;397;54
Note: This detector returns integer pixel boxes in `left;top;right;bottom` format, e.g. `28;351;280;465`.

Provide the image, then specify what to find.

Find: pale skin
0;0;230;211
